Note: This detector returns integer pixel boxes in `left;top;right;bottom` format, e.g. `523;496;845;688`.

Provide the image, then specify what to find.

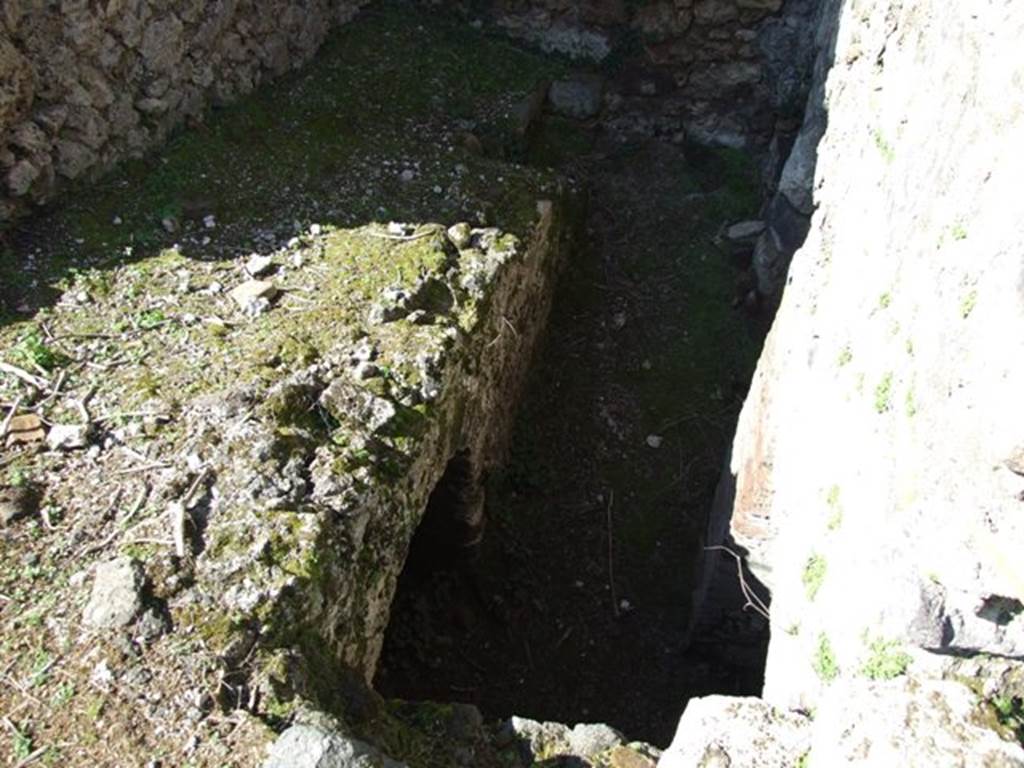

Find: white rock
809;678;1024;767
230;280;278;311
568;723;623;759
82;557;145;629
646;435;663;449
262;725;406;768
659;696;810;768
245;254;274;277
90;659;115;689
725;220;766;242
47;423;90;450
447;222;473;249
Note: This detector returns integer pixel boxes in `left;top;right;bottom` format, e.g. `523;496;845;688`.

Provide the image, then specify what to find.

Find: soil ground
376;113;770;745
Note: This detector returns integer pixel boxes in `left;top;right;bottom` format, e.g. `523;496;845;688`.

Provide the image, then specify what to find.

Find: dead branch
0;362;49;391
170;465;211;558
1;396;23;438
704;545;771;620
607;490;619;618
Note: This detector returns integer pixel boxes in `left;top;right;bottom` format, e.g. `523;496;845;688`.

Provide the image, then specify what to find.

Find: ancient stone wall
0;0;369;222
481;0;822;149
667;0;1024;761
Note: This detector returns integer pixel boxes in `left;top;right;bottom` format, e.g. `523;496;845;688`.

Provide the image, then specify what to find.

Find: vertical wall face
0;0;369;221
723;0;1024;711
460;0;823;149
662;0;1024;761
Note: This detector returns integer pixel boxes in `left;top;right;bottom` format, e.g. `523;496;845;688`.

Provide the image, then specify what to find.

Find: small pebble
246;254;274;277
447;222;473;249
47;423;90;451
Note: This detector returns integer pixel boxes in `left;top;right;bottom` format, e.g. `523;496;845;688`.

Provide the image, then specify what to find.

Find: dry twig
1;396;23;438
14;745;50;768
704;545;771;620
170;466;211;558
606;490;619;618
367;229;437;242
0;362;49;390
169;501;188;558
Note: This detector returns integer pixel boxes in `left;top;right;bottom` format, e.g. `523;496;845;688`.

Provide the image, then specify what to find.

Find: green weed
860;637;911;680
813;634;839;682
874;372;893;413
960;289;977;319
803;554;827;601
10;329;70;372
872;129;895;163
992;696;1024;745
11;723;33;761
905;386;917;418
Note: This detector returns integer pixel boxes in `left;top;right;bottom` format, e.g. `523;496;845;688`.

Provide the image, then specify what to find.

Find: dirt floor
375;116;771;746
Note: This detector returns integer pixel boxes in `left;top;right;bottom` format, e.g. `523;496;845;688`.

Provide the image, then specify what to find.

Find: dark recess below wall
375;108;771;745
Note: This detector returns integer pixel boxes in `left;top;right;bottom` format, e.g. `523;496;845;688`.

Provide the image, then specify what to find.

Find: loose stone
47;423;90;450
82;557;145;629
230;279;278;312
447;222;473;249
246;253;275;277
